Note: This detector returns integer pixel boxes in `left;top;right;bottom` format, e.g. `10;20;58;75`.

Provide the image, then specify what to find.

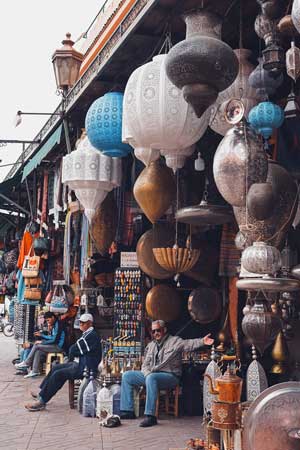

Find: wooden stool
155;385;180;418
45;352;64;375
68;379;81;409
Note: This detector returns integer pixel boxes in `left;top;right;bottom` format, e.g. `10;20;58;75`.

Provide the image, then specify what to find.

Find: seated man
24;313;101;412
16;311;65;378
120;320;214;427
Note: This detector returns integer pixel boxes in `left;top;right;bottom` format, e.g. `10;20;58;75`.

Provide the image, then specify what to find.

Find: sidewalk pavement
0;334;204;450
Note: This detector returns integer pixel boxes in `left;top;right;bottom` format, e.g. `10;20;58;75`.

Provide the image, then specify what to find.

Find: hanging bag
22;246;40;278
50;285;68;314
24;277;42;301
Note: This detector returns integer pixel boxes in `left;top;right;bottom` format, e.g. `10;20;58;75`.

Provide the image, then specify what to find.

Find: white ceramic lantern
122;54;210;171
62;136;122;223
210;49;261;136
292;0;300;33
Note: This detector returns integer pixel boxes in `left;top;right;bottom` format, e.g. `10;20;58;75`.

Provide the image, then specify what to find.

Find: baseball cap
79;313;94;323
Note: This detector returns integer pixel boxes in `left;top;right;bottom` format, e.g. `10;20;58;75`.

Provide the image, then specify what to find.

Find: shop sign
120;252;139;268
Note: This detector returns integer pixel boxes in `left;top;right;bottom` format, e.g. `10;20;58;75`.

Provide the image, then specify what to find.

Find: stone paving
0;334;204;450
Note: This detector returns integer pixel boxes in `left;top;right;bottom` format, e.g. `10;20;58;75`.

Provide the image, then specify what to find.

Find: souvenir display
113;268;144;356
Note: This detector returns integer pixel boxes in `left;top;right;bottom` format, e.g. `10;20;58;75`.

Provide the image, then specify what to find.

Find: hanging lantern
262;41;285;74
278;14;298;36
153;245;200;277
133;159;176;223
248;57;283;98
241;298;281;355
62;135;122;222
165;10;239;118
213;119;268;207
234;160;298;248
292;0;300;34
286;41;300;82
255;14;278;46
122;54;210;170
241;242;282;275
52;33;83;91
85;92;132;157
246;345;268;401
210;49;262;136
248;101;284;140
257;0;285;18
90;192;117;255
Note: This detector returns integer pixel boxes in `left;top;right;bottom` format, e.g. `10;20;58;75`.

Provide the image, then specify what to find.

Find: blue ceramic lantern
248;101;284;139
85;92;132;157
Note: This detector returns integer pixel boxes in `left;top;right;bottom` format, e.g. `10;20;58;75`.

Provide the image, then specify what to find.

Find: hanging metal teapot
204;356;243;403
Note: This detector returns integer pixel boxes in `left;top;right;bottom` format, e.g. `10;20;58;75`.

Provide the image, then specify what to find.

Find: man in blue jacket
24;313;101;412
15;311;65;378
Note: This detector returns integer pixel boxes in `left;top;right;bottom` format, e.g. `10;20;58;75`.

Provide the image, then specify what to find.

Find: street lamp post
52;33;84;155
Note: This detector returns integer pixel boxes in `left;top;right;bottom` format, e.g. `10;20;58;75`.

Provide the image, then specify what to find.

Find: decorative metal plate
237;277;300;292
243;382;300;450
246;360;268;401
175;202;233;226
224;99;245;124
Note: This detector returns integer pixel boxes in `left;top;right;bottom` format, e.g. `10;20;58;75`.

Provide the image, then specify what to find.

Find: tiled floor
0;335;204;450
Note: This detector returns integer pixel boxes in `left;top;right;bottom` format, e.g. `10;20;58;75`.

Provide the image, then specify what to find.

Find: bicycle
3;322;14;337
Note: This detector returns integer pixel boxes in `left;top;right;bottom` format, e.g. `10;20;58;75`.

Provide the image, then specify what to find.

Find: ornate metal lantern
262;42;285;73
85;92;132;157
241;298;281;355
122;54;210;170
286;41;300;82
62;135;122;222
248;101;284;140
213;119;268;207
255;14;278;46
165;10;239;118
248;58;283;98
210;49;261;136
246;345;268;401
52;33;83;91
257;0;285;18
241;241;282;275
152;246;200;276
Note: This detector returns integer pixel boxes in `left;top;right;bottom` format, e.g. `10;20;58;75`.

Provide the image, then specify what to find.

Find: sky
0;0;104;181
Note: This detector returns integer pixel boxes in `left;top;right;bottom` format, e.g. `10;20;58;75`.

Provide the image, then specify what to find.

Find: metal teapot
204;355;243;403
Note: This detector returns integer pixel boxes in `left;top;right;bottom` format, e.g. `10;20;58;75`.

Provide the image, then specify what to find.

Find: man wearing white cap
25;313;102;412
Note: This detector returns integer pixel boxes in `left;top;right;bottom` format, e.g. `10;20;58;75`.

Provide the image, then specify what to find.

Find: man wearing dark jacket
25;313;101;412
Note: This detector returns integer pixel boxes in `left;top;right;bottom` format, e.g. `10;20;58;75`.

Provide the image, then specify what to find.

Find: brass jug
204;356;243;403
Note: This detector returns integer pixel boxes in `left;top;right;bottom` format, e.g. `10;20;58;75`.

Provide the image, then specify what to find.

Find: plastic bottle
82;371;97;417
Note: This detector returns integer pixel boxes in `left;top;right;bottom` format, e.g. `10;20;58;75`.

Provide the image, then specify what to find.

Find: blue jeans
120;370;179;416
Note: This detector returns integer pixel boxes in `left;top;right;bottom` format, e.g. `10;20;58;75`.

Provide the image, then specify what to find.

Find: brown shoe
25;401;45;412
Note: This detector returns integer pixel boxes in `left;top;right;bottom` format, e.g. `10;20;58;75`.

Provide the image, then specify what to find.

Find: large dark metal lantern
165;10;239;118
52;33;83;91
242;298;281;355
262;42;285;73
248;58;283;98
257;0;285;19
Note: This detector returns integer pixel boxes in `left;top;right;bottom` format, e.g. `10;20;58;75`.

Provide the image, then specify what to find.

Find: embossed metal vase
133;159;176;223
246;182;275;220
241;298;281;355
213;121;268;207
165;10;239;118
234;160;298;248
145;284;182;322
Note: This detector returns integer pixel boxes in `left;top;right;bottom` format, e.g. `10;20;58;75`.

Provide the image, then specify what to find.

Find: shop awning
21;124;63;181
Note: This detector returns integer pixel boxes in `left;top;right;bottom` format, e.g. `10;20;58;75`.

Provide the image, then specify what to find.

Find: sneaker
139;415;157;427
120;410;136;420
24;371;39;379
25;401;45;412
15;361;29;369
30;391;38;399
